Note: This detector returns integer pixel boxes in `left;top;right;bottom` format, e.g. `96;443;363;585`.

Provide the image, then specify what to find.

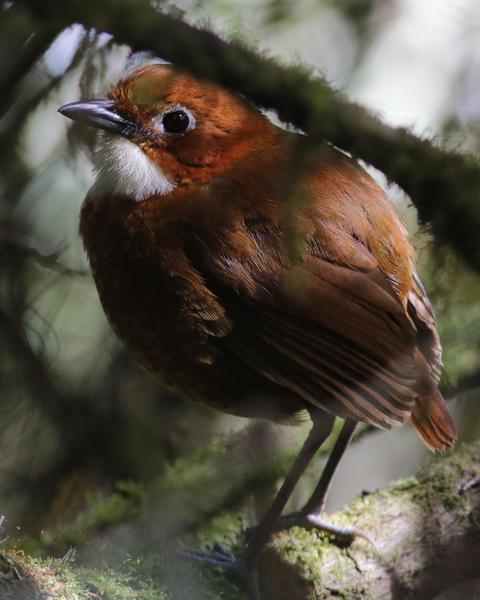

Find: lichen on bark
256;441;480;599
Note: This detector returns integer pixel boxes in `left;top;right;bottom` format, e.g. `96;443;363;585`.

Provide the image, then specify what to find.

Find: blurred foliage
0;0;479;598
0;549;170;599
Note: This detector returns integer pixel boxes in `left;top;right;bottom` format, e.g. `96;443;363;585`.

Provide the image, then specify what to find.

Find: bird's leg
245;419;376;549
295;418;377;547
181;415;334;576
300;418;357;517
275;418;376;548
243;413;335;564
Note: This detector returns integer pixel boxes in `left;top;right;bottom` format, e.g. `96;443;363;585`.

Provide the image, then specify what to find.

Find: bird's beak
58;99;135;136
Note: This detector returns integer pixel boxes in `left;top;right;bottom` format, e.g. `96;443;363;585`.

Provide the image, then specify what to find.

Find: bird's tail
409;352;457;452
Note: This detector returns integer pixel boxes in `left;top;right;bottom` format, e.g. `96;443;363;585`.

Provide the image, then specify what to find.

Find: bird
59;63;456;566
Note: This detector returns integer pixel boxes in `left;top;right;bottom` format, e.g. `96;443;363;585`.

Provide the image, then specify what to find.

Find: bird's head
59;64;275;201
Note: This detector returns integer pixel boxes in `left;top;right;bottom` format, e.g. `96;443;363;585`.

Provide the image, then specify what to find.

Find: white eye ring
156;105;196;135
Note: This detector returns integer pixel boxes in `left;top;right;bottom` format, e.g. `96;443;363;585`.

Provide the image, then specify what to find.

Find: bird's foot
181;542;267;599
246;511;378;551
181;542;239;572
297;513;378;550
182;517;377;600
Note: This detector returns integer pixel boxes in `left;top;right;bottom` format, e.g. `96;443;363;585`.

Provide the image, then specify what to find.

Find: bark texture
257;440;480;599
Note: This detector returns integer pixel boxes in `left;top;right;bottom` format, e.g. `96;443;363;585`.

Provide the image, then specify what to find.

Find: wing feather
176;145;451;443
180;148;431;428
407;268;443;382
191;224;420;428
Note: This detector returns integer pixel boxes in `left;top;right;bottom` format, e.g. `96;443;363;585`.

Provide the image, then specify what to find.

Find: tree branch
0;3;64;116
257;440;480;599
14;0;480;273
3;441;480;598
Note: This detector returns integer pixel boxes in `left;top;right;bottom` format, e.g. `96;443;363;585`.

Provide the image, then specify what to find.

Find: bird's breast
80;192;207;382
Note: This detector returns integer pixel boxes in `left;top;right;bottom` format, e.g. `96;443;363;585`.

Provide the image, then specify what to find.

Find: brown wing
169;144;425;429
405;269;455;450
164;143;452;443
190;215;419;430
407;268;443;382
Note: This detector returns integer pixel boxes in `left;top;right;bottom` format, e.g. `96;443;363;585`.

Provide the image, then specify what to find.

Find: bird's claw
180;544;239;571
299;513;379;551
245;511;378;551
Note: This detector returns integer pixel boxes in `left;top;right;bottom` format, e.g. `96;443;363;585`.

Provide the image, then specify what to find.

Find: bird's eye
161;108;192;134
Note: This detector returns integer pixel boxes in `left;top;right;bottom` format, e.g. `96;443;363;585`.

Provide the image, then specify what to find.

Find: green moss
65;481;145;540
15;482;145;557
259;442;480;598
416;442;480;520
268;527;336;584
195;509;243;550
73;566;167;599
0;554;12;574
139;552;244;600
1;553;169;599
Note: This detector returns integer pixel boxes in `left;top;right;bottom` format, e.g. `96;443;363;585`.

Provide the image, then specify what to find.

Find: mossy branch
0;551;167;599
24;422;341;556
3;441;480;598
12;0;480;273
257;440;480;599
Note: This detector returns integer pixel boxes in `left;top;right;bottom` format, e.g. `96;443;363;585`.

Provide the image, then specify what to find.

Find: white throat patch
92;136;176;202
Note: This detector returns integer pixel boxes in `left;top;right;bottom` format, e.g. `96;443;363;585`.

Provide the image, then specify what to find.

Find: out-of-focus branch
0;230;87;276
14;0;480;273
0;306;83;438
0;3;64;116
0;26;90;155
453;369;480;397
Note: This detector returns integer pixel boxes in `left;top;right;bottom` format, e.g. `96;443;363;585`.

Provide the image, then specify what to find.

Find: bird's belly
80;193;303;421
89;257;302;421
91;259;203;383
